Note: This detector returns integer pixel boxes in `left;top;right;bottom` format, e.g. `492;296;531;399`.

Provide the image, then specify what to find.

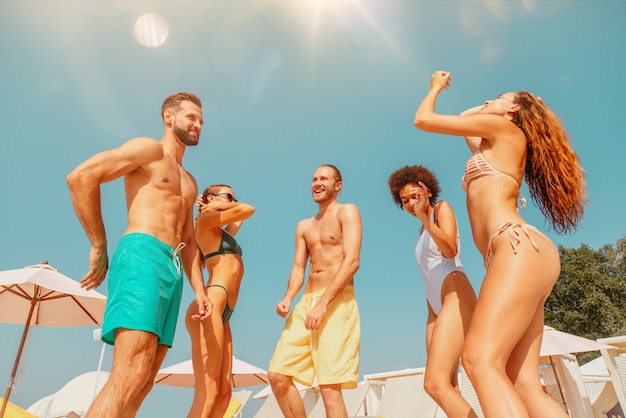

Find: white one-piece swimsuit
415;211;465;315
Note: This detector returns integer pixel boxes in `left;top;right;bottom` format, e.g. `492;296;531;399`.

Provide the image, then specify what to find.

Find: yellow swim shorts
268;285;360;389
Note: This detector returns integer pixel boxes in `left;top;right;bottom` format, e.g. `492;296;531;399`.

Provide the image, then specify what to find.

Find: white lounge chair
607;356;626;418
540;361;567;410
253;391;282;418
307;381;369;418
253;389;317;418
594;335;626;415
460;365;484;418
354;368;438;417
377;373;438;417
227;389;252;418
540;353;594;418
580;356;623;418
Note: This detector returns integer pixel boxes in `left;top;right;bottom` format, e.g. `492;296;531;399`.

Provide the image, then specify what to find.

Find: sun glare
297;0;407;62
133;13;169;48
300;0;379;38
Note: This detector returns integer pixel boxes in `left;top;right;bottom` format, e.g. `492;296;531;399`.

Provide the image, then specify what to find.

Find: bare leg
424;273;477;418
508;304;568;418
86;329;160;418
462;231;566;418
268;372;306;418
319;384;347;418
186;286;227;418
208;326;233;418
138;343;169;404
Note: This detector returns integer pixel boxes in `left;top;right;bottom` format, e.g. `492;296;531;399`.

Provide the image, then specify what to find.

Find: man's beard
174;124;199;146
313;190;333;203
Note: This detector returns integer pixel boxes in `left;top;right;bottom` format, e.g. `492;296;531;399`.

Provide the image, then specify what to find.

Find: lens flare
133;13;169;48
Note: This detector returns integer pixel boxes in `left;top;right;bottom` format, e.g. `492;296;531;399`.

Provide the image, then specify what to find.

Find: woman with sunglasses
414;71;587;417
388;165;477;417
185;184;255;418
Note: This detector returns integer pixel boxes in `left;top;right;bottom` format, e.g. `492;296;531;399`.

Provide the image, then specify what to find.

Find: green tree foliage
545;236;626;363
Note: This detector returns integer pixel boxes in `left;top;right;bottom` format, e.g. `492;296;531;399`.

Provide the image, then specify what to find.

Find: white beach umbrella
0;261;107;417
539;325;616;413
540;326;616;357
155;355;269;388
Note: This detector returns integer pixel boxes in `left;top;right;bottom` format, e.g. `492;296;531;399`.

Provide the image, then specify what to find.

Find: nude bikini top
461;152;526;209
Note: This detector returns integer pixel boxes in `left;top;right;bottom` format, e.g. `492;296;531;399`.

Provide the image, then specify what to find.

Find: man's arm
66;137;162;289
180;199;212;321
275;220;308;318
305;204;362;330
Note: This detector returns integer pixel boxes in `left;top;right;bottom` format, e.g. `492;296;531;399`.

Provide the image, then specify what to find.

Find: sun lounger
253;385;319;418
540;353;594;417
460;365;484;418
307;381;369;418
252;391;285;418
223;400;242;418
354;368;438;417
226;389;252;418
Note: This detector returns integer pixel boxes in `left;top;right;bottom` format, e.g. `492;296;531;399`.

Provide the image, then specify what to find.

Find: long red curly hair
513;91;588;234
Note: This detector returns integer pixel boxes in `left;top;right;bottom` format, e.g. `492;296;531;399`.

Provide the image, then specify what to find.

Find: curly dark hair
388;165;440;209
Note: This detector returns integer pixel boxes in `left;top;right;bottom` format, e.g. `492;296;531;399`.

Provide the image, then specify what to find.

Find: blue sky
1;0;624;416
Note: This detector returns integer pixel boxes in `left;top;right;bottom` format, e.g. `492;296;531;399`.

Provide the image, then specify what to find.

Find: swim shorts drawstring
172;242;185;276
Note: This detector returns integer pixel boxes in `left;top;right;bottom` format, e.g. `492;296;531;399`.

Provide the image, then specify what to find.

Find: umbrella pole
1;286;38;418
549;356;567;411
93;337;106;401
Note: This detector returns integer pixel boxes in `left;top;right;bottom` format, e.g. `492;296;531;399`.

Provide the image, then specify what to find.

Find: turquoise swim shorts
102;233;184;347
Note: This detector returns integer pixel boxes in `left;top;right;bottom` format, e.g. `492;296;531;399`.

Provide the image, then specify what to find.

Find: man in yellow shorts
268;164;362;418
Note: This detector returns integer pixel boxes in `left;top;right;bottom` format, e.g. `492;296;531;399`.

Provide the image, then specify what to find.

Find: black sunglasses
214;192;238;202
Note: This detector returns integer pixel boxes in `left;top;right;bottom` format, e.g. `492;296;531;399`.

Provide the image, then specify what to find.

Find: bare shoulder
336;203;362;230
125;136;159;146
68;136;163;183
121;136;163;163
337;203;361;218
293;217;313;240
296;216;313;230
434;200;455;220
434;200;453;213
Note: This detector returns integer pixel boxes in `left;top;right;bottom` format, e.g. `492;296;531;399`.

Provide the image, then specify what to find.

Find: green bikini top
203;229;242;259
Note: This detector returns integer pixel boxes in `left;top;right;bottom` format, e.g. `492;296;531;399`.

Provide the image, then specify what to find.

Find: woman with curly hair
414;71;587;417
388;165;477;417
185;184;255;418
